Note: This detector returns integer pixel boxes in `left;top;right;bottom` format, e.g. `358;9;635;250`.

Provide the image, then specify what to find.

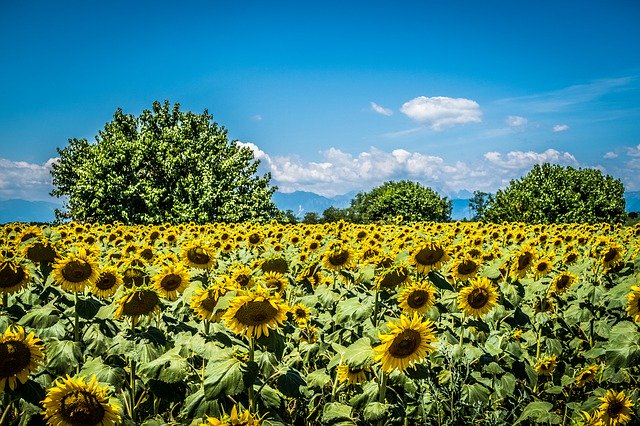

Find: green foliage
484;163;626;224
468;190;494;221
51;100;278;224
348;180;452;223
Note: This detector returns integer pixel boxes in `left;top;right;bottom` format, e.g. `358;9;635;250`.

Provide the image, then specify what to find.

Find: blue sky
1;0;639;201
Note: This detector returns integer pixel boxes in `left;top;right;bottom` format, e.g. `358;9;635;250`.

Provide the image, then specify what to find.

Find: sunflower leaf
78;356;127;389
45;338;83;375
322;402;353;424
515;401;562;424
18;304;60;329
75;295;104;319
137;347;190;383
363;402;389;422
342;337;373;369
276;366;306;398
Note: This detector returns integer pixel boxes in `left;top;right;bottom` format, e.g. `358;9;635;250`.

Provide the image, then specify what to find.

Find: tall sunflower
457;277;499;318
290;303;311;326
410;241;449;274
550;271;577;296
450;254;481;282
397;280;436;315
598;390;634;426
532;255;554;280
181;240;216;270
90;266;123;299
222;287;289;338
52;248;100;293
0;258;31;296
626;286;640;323
42;375;121;426
0;325;44;391
261;271;288;294
534;354;558;376
152;263;190;300
191;284;231;322
114;286;161;323
373;313;437;372
322;242;355;271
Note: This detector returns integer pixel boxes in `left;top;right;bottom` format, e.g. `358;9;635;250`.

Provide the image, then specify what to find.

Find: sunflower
457;277;499;318
598;390;634;426
261;271;288;294
322;242;355;271
290;303;311;326
410;241;450;274
532;255;554;280
397;280;436;315
22;237;58;264
222;287;289;338
575;364;600;388
42;375;121;426
600;242;625;272
336;363;368;385
52;248;100;293
201;404;260;426
535;354;558;376
191;284;231;322
90;266;123;299
229;264;254;289
450;255;481;282
261;256;289;274
181;240;216;269
0;258;31;295
375;264;410;290
580;410;602;426
114;286;161;323
152;263;190;300
509;246;536;280
0;325;44;391
550;271;577;296
373;313;437;372
626;286;640;323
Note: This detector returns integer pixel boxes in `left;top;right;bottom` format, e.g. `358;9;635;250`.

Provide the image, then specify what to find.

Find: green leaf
179;388;220;420
258;384;282;410
515;401;562;424
18;304;60;328
306;370;332;389
462;383;490;405
335;297;373;324
276;367;306;398
78;357;127;389
46;338;82;374
322;402;353;425
75;295;104;319
363;402;389;422
137;347;190;383
342;337;373;369
203;349;259;400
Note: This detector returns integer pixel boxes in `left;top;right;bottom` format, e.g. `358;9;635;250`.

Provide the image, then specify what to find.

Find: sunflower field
1;220;639;425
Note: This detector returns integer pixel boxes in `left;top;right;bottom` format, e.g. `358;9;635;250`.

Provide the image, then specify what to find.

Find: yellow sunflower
191;284;231;322
457;277;499;318
450;254;481;282
373;313;437;372
52;248;100;293
0;325;45;391
228;264;254;289
580;410;603;426
114;286;161;323
152;263;190;300
626;286;640;323
261;271;288;294
397;280;437;315
336;363;368;385
532;255;554;280
22;237;58;264
222;287;289;338
181;240;216;269
0;258;31;296
600;242;625;272
550;271;577;296
201;404;260;426
535;354;558;376
598;390;634;426
509;246;536;280
42;375;121;426
322;242;355;271
290;303;311;326
90;266;123;299
575;364;600;388
410;241;450;274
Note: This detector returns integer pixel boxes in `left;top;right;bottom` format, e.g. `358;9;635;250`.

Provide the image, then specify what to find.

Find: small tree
348;180;452;223
483;163;626;224
469;191;494;221
321;206;350;223
51;101;278;224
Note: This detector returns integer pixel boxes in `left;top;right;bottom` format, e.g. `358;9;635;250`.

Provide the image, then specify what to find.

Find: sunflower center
200;293;219;312
160;274;182;291
235;300;278;326
407;290;429;309
556;275;571;290
61;260;93;283
328;250;349;267
536;262;549;272
0;262;26;288
517;253;533;270
379;269;408;288
389;330;421;358
187;248;210;265
0;340;31;377
603;248;619;263
26;242;57;263
60;390;106;425
415;247;444;266
235;274;251;287
607;399;624;416
248;234;261;244
96;273;117;290
457;260;477;275
122;290;159;316
467;288;489;309
295;309;308;319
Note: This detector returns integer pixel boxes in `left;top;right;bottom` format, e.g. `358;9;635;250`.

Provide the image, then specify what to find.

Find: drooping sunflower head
90;266;124;299
336;363;368;385
598;390;634;426
397;279;437;315
42;375;121;426
575;364;600;388
190;284;232;322
52;247;100;293
22;237;58;264
0;325;45;391
260;271;288;294
600;242;625;273
550;271;577;296
375;264;411;290
152;263;190;300
627;286;640;323
456;277;499;319
222;287;289;338
373;313;437;372
114;286;161;323
410;241;449;274
535;354;558;376
261;256;289;274
0;258;31;296
181;240;216;270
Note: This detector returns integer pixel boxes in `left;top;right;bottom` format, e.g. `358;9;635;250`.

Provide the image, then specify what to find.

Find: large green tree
483;163;626;224
348;180;452;223
51;101;278;224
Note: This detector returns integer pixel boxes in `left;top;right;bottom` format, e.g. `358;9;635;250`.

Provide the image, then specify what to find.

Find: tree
321;206;350;223
51;101;278;224
469;191;494;221
483;163;626;224
302;212;320;224
347;180;452;223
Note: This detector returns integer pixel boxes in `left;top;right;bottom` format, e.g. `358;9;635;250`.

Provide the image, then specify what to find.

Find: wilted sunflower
290;303;311;326
373;313;437;372
42;375;121;426
397;280;436;315
598;390;634;426
0;258;31;295
322;242;355;271
114;286;161;323
152;263;190;300
222;287;288;338
90;266;123;299
410;241;450;274
535;354;558;376
261;271;288;294
201;404;260;426
575;364;600;388
626;286;640;323
550;271;577;296
181;240;216;269
191;284;231;322
52;248;100;293
336;363;368;385
457;277;499;318
0;325;44;391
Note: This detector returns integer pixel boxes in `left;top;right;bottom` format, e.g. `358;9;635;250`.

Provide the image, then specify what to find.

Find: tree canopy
482;163;626;224
348;180;452;223
51;101;278;224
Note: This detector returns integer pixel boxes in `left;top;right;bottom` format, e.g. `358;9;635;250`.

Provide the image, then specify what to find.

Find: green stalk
248;337;255;412
0;394;12;425
74;291;80;343
377;371;389;426
204;319;210;336
373;289;380;328
2;293;7;309
130;358;137;423
330;367;341;403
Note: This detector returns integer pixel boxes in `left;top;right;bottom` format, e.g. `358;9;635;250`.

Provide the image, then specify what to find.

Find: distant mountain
0;199;60;224
626;191;640;212
272;191;356;217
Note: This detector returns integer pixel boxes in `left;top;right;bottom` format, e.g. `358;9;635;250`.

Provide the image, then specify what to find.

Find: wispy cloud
0;158;58;201
484;149;577;170
552;124;570;132
400;96;482;131
370;102;393;116
505;115;527;127
604;151;618;159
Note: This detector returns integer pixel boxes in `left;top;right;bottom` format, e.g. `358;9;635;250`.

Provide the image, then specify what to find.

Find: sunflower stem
373;289;380;328
130;358;137;423
74;291;80;343
204;319;210;336
330;367;340;403
377;371;388;403
0;394;12;425
248;337;255;413
1;293;7;309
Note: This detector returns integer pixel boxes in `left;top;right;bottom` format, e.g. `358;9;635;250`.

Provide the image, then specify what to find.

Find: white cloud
251;114;263;121
626;144;640;157
370;102;393;116
552;124;570;132
0;158;59;202
506;115;527;127
604;151;618;159
400;96;482;130
484;149;577;170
